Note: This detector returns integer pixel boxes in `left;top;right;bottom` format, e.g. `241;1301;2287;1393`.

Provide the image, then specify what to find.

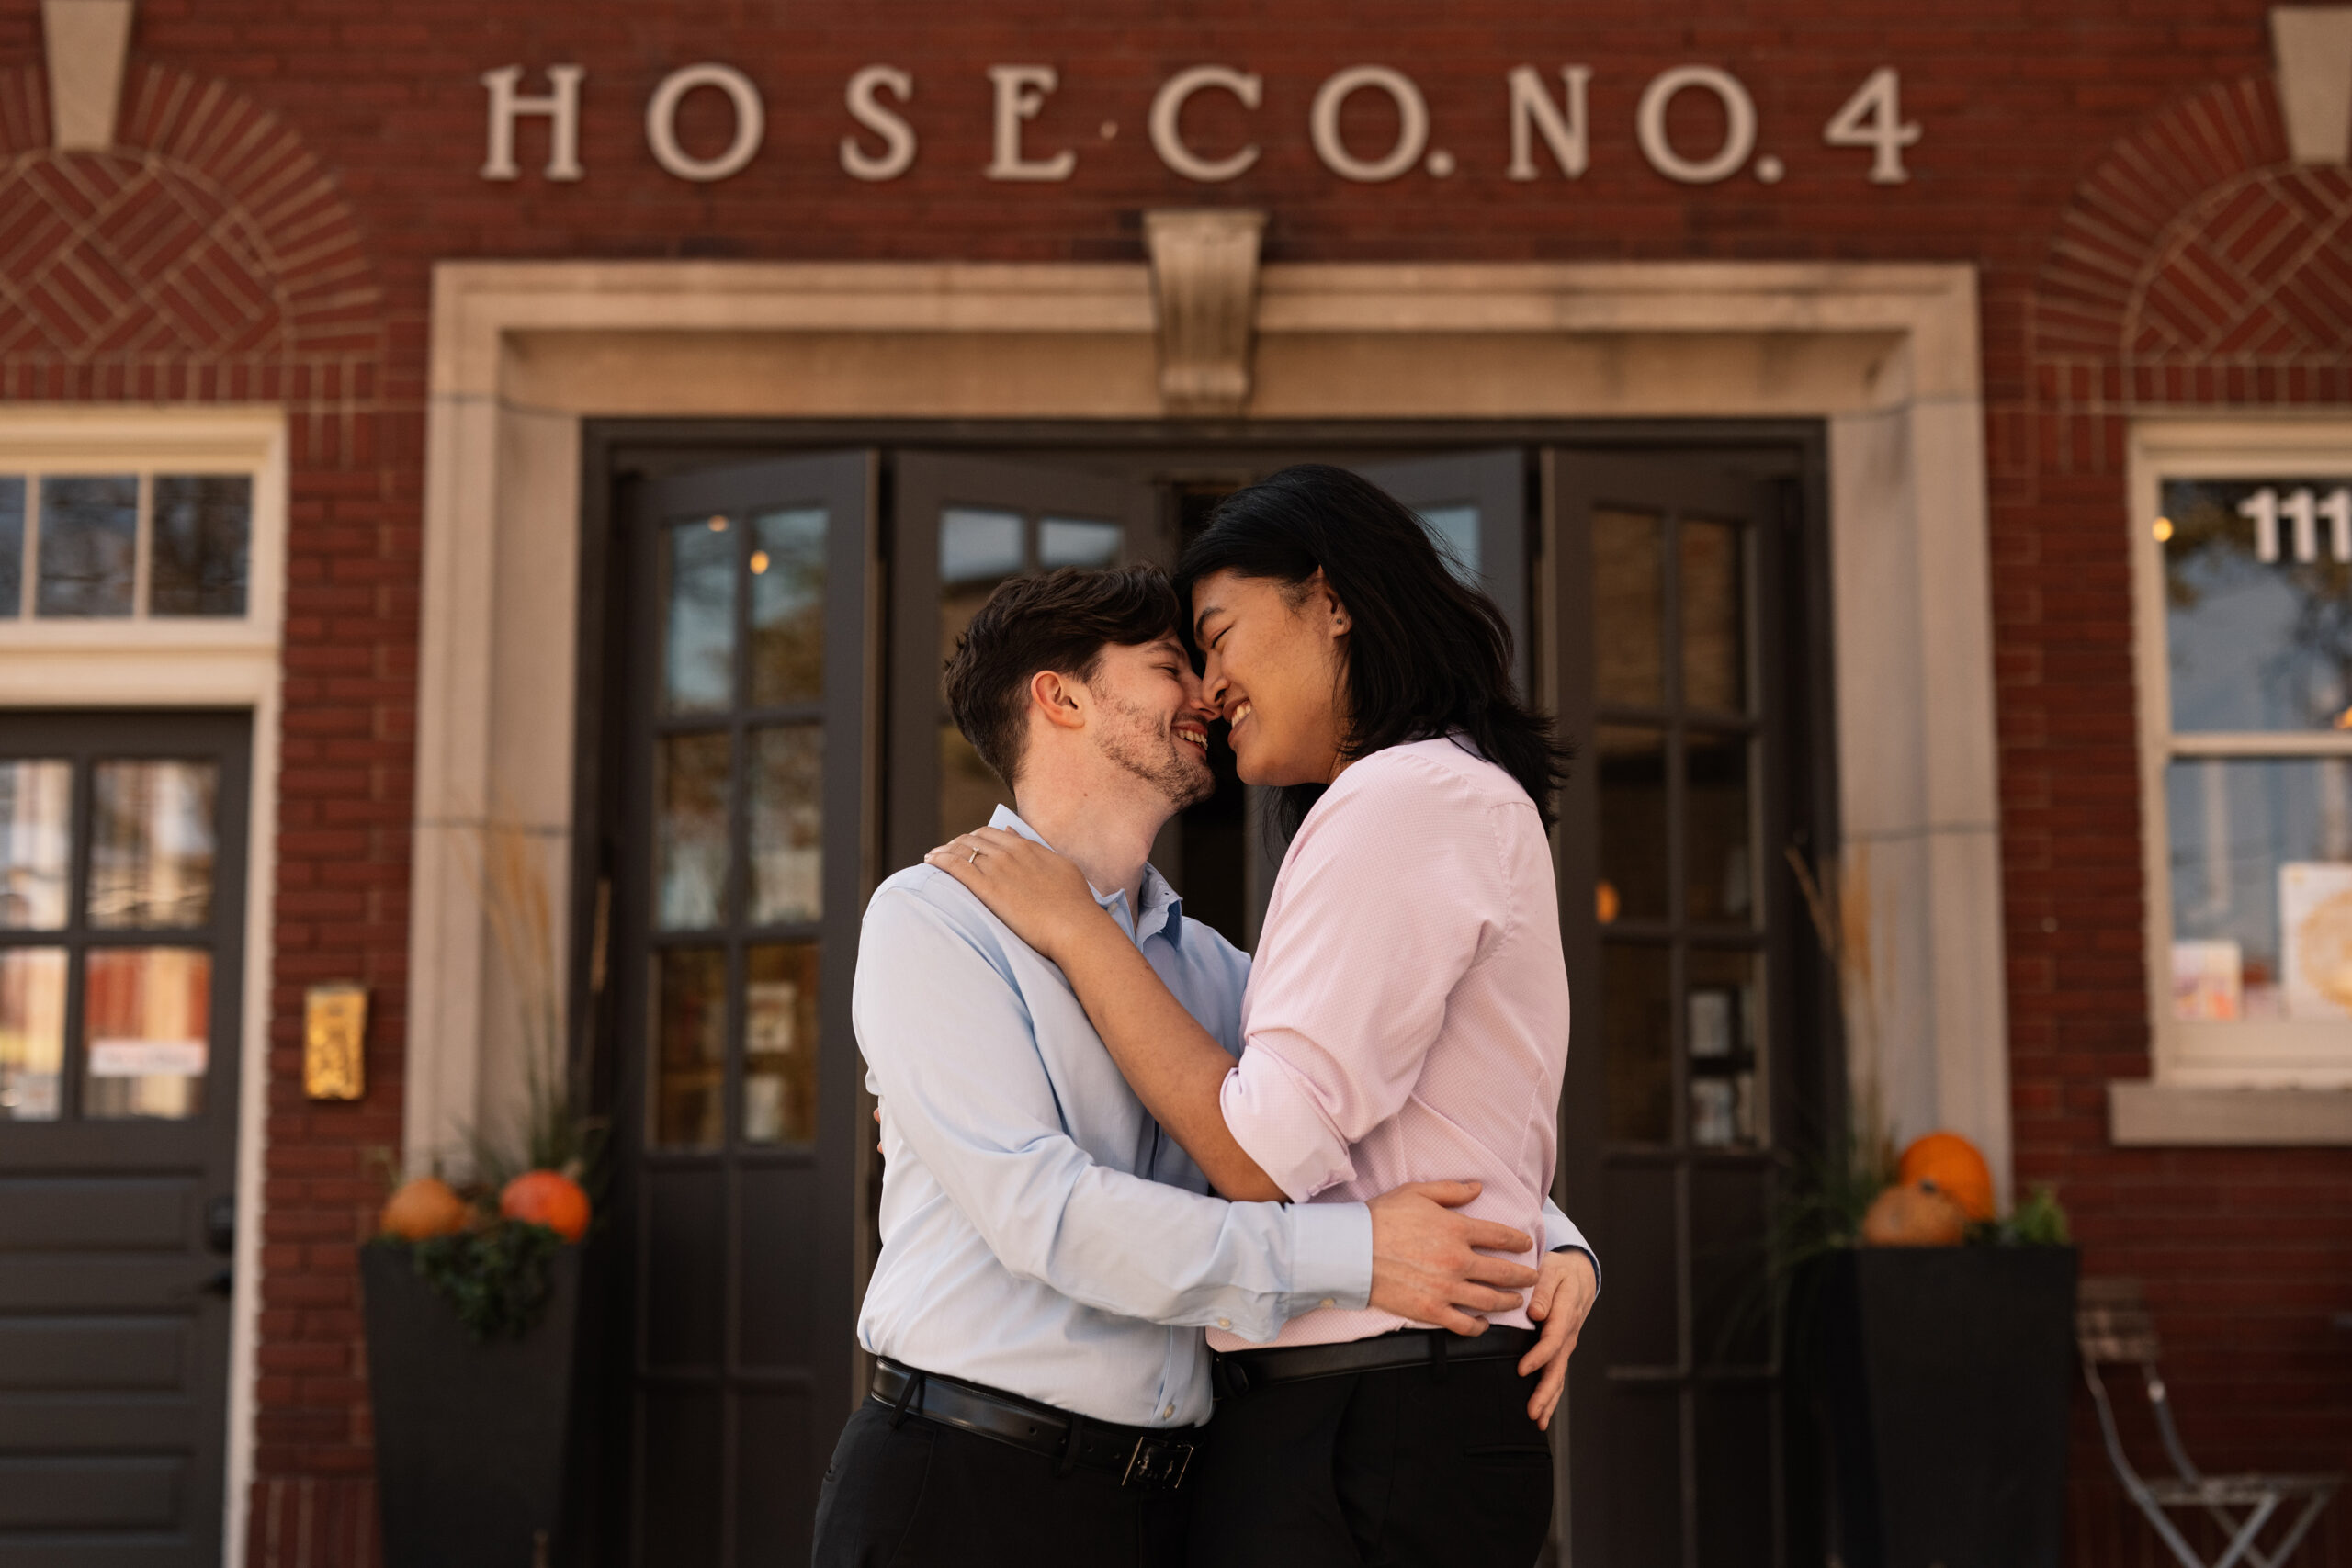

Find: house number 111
2237;486;2352;564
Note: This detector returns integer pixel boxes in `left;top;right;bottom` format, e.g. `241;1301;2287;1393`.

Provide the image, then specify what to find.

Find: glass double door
0;710;250;1568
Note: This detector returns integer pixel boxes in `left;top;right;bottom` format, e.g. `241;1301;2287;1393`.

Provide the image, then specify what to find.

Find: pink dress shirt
1206;736;1572;1350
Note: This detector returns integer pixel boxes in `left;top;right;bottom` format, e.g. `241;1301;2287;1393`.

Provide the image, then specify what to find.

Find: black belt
1211;1325;1541;1401
868;1359;1197;1491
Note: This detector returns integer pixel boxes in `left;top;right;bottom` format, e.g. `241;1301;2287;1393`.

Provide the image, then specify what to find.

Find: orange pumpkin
1897;1131;1996;1223
500;1169;591;1242
380;1176;470;1241
1860;1181;1967;1247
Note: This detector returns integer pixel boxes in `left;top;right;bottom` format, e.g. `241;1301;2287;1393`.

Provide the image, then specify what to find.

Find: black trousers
810;1398;1192;1568
1184;1353;1555;1568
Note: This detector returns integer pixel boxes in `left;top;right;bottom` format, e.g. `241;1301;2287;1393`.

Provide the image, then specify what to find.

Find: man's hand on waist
1365;1180;1538;1337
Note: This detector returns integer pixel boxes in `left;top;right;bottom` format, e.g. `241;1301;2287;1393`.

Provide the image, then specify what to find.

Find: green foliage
1771;1130;1896;1274
1965;1182;2073;1247
379;1222;563;1342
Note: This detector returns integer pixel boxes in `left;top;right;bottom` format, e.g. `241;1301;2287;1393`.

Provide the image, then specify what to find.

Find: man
815;567;1596;1566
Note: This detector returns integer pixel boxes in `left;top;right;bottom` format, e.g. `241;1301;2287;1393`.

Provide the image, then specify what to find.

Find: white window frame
0;406;288;1568
0;410;285;660
2132;416;2352;1089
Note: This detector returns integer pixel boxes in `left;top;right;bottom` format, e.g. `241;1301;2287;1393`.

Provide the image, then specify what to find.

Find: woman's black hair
1175;463;1569;837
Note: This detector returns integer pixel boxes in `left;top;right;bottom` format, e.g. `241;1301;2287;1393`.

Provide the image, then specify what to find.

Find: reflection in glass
88;761;218;929
1597;727;1668;921
1038;518;1122;570
1594;508;1664;707
653;947;727;1149
2162;478;2352;733
1687;947;1760;1148
941;507;1023;583
0;760;71;930
656;731;731;930
37;475;138;617
743;943;820;1145
750;506;826;705
750;726;822;925
940;726;1003;846
662;516;738;714
0;476;21;615
1603;942;1673;1143
151;475;252;616
1686;733;1753;924
0;948;65;1121
83;947;209;1120
1415;503;1482;586
1681;519;1747;713
2166;755;2352;1021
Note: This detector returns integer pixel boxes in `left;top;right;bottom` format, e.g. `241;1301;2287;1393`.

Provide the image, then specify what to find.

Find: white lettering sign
647;63;764;182
479;63;583;181
1636;65;1758;185
1311;65;1430;183
987;64;1075;181
89;1038;208;1078
1150;65;1262;183
1824;67;1921;185
842;64;916;182
2239;487;2352;563
1507;64;1592;181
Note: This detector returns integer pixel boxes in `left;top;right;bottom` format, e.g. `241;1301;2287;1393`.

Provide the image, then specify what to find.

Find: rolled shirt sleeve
857;885;1371;1340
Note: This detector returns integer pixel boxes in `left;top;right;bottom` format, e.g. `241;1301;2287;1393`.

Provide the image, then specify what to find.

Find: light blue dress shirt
854;807;1372;1428
854;806;1597;1429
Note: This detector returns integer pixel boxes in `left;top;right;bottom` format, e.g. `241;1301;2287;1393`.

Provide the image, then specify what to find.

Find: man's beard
1099;694;1214;811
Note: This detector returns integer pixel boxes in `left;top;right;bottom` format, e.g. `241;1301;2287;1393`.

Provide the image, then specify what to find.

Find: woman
928;465;1594;1567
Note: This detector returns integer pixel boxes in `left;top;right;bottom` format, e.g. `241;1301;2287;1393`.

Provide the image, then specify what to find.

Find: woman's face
1190;568;1351;786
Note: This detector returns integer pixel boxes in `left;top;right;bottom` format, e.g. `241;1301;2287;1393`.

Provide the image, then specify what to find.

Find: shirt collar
987;804;1184;950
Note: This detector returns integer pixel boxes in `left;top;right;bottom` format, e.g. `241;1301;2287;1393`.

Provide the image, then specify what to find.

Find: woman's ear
1305;570;1351;636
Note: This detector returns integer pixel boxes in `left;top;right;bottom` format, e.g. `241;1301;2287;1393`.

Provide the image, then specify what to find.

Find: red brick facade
2;2;2347;1562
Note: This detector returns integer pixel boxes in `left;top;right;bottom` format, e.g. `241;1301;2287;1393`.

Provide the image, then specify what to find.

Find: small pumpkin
1897;1131;1996;1223
1860;1180;1967;1247
380;1176;470;1241
500;1168;591;1243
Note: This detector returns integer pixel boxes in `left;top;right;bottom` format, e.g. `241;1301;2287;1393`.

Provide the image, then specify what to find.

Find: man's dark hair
944;566;1182;787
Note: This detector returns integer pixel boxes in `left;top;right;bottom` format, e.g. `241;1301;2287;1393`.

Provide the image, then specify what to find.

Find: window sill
2109;1080;2352;1145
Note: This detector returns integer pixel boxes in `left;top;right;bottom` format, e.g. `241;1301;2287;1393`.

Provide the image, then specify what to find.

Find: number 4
1825;68;1921;185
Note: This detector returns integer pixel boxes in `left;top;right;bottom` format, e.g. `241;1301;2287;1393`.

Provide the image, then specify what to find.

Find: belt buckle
1122;1435;1194;1491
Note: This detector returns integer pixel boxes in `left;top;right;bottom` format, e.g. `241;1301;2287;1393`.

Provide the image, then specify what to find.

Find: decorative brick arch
2036;74;2352;407
0;62;382;457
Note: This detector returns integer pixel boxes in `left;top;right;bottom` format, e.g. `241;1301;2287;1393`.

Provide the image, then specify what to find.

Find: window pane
1410;502;1482;586
0;948;65;1121
1688;947;1761;1149
150;475;251;616
0;476;21;616
748;725;821;925
2167;755;2352;1021
1604;942;1673;1143
88;760;218;929
0;760;72;930
36;475;137;617
1686;733;1754;926
1597;726;1667;924
1038;517;1122;570
653;947;726;1150
1594;508;1664;707
939;725;1002;847
662;514;738;715
749;506;826;705
83;947;209;1121
656;731;731;931
1681;519;1747;714
941;508;1025;705
743;942;819;1146
2161;478;2352;732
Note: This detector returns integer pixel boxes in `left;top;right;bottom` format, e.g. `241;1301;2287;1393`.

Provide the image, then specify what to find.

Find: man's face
1083;635;1216;811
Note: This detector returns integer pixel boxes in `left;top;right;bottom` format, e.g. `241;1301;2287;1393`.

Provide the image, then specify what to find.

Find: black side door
1550;450;1833;1568
607;455;876;1568
0;709;250;1568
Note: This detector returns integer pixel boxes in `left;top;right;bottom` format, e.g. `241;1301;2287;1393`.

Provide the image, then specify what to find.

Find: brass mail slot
304;983;368;1100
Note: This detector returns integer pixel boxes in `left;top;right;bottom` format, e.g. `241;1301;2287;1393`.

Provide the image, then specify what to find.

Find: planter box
360;1242;583;1568
1807;1246;2078;1568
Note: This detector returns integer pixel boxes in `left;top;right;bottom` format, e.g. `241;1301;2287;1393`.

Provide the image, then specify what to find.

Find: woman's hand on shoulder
925;828;1108;962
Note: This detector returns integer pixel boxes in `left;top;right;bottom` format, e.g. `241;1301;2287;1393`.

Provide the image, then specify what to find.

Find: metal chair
2078;1277;2341;1568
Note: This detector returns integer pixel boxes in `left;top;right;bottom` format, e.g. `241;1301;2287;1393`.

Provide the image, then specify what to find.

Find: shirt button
1216;1317;1231;1329
1163;1403;1176;1418
1319;1297;1336;1309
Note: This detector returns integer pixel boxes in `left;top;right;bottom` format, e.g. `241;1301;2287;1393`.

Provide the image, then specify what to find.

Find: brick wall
1;0;2346;1562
